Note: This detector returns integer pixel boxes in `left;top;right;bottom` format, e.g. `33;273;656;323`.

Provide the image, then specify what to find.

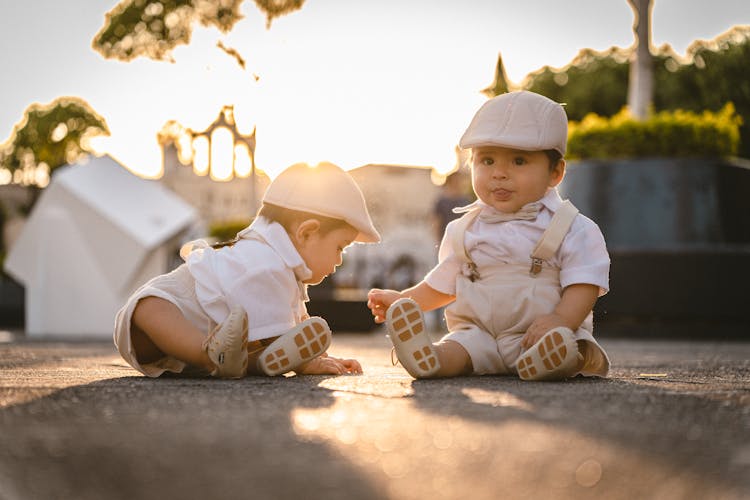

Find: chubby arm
521;283;599;349
367;281;455;324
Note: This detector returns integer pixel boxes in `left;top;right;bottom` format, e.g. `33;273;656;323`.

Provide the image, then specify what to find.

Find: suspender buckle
529;258;544;276
467;262;480;282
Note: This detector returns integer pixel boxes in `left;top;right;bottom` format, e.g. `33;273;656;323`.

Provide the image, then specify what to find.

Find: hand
367;288;402;324
521;313;570;349
296;353;363;375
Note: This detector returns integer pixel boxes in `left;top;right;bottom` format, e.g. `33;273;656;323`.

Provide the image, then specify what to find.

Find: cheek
326;249;340;267
471;169;483;189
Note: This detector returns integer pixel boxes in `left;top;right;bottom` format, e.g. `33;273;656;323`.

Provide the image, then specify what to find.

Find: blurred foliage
209;217;253;243
93;0;305;62
511;26;750;158
567;104;741;159
0;97;109;185
254;0;305;28
524;48;631;121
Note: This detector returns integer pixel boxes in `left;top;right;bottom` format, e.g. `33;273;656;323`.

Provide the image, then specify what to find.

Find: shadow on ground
1;337;748;500
0;374;387;500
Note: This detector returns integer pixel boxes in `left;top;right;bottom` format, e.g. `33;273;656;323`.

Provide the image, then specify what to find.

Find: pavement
0;328;748;500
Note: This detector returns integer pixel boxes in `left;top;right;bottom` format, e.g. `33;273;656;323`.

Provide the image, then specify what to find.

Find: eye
512;156;527;166
480;156;494;166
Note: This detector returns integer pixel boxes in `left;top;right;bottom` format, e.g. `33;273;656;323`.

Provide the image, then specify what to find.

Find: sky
1;0;748;180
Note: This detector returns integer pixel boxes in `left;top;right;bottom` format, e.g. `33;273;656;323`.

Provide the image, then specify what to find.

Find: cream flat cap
263;162;380;243
460;91;568;155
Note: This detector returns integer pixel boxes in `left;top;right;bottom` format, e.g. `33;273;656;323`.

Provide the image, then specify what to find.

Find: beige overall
442;201;610;377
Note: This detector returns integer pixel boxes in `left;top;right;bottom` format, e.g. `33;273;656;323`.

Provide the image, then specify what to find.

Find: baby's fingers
340;358;363;374
521;328;543;349
372;309;386;324
316;357;345;375
367;302;386;323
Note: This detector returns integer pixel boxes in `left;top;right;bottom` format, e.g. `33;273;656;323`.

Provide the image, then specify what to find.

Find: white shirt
425;189;610;296
184;217;311;341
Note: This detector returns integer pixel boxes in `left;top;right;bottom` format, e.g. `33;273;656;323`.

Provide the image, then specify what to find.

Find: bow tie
453;201;542;223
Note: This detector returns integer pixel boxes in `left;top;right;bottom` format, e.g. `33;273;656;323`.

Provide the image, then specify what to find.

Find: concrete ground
0;329;748;500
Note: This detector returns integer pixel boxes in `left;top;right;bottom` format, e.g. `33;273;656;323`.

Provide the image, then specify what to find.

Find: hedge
567;103;742;159
208;218;253;244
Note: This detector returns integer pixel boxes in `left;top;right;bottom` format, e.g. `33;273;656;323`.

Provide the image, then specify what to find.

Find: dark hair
258;203;352;235
211;203;353;249
543;149;564;171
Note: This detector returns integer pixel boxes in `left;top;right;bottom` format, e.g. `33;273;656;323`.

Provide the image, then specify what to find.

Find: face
294;222;358;285
471;146;564;214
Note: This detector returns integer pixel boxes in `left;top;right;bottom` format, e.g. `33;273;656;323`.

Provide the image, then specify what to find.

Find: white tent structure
4;155;197;338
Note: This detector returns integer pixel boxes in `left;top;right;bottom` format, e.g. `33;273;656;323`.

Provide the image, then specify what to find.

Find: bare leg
430;339;473;378
131;296;214;372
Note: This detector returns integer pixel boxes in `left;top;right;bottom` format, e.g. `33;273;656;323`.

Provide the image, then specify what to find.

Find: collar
238;217;313;283
538;187;564;213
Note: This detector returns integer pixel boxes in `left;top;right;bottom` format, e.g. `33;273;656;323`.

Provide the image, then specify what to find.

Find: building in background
333;164;444;293
4;155;196;337
159;106;270;229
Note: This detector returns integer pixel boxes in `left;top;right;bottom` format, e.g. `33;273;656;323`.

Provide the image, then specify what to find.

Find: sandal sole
386;298;440;378
260;318;332;376
516;327;579;381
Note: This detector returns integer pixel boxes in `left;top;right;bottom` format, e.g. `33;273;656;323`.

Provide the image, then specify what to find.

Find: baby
368;91;611;381
115;162;380;378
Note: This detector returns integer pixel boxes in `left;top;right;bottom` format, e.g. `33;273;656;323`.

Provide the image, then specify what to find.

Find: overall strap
449;208;481;281
529;200;579;275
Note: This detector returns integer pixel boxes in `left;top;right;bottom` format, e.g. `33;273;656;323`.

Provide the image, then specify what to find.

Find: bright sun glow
192;136;210;176
234;143;252;177
209;127;234;181
8;2;744;182
85;3;501;180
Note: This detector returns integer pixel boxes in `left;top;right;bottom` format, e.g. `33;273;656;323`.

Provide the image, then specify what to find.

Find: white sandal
516;327;582;381
385;298;440;378
258;317;332;376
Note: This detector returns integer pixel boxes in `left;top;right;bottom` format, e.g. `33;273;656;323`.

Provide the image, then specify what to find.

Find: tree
0;97;109;187
481;53;512;98
92;0;305;63
627;0;654;120
524;48;630;121
523;26;750;158
656;26;750;158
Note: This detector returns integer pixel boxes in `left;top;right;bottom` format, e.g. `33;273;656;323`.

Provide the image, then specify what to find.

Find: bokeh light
209;126;234;181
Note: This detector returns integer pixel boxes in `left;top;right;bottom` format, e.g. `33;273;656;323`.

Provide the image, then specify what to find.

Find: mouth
491;188;513;201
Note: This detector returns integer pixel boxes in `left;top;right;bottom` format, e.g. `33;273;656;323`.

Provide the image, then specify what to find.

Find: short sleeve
424;219;462;295
558;216;610;296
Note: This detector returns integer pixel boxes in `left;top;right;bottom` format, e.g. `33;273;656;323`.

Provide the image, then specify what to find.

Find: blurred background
1;0;748;337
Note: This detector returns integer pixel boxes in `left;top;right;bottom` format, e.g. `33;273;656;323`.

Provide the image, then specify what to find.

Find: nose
491;162;508;179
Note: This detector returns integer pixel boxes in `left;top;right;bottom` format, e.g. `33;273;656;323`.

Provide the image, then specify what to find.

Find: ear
292;219;321;246
548;159;566;188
